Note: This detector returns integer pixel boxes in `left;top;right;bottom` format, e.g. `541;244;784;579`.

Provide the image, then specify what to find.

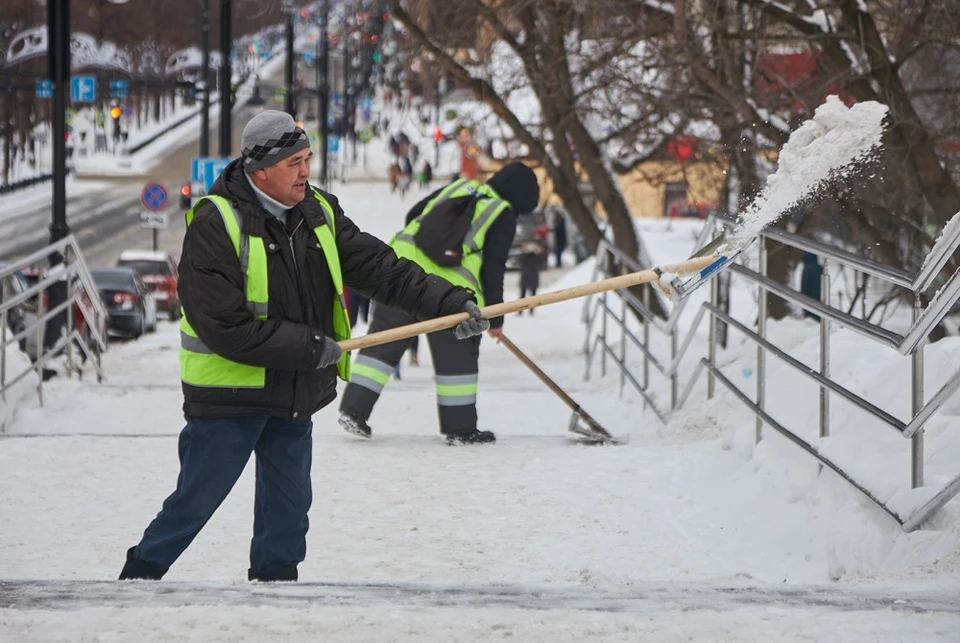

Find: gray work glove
314;336;343;369
453;301;490;340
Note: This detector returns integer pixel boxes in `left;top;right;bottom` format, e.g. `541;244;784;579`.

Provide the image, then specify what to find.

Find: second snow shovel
497;333;620;444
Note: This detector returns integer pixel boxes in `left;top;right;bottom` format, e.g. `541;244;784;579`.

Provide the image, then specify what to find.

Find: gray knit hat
240;110;309;173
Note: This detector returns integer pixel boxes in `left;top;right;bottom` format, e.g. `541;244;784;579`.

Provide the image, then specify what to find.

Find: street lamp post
219;0;232;156
47;0;70;248
284;6;295;117
318;0;329;187
45;0;130;348
342;12;351;163
200;0;211;156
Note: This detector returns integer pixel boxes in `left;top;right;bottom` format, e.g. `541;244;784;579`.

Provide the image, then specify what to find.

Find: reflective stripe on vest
179;190;352;389
389;179;509;307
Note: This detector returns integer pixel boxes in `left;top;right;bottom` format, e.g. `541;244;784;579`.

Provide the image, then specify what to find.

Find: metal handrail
900;268;960;355
582;212;960;532
702;360;905;526
763;228;914;288
593;220;716;332
0;235;108;420
727;264;906;348
703;303;907;434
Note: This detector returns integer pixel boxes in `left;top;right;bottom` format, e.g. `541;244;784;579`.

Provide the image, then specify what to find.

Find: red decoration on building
667;136;696;163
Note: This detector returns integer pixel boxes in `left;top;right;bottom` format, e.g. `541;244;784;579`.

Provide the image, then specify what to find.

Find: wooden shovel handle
337;255;717;353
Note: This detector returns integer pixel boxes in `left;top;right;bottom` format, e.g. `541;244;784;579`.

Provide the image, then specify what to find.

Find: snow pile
0;323;38;433
596;216;960;583
727;96;888;250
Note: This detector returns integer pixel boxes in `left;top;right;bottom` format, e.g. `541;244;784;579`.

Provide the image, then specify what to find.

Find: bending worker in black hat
118;110;488;583
339;162;541;445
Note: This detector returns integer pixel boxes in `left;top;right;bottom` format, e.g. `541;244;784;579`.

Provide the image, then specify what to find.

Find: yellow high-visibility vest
179;190;352;387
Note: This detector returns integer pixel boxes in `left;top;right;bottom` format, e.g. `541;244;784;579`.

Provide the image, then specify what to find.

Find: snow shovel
654;232;748;301
496;333;620;444
337;254;720;353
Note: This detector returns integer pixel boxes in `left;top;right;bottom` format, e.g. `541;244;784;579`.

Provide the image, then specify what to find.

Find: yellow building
479;155;727;219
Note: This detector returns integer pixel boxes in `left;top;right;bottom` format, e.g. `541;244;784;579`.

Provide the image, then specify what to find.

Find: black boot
118;547;168;580
339;412;372;439
248;564;298;582
446;430;496;445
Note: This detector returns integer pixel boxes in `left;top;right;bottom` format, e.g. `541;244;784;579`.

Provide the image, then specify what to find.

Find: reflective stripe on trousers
436;373;478;407
349;354;396;394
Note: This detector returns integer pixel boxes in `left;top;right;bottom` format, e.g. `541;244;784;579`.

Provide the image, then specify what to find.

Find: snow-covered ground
1;180;958;641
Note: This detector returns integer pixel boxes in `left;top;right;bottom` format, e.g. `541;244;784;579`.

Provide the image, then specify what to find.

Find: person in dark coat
518;233;547;314
800;251;823;320
118;111;487;583
552;210;567;268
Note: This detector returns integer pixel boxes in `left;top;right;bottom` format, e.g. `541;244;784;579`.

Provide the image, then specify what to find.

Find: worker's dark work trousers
340;303;481;435
133;414;313;578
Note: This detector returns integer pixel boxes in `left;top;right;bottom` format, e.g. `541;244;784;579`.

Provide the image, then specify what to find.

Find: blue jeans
134;415;313;577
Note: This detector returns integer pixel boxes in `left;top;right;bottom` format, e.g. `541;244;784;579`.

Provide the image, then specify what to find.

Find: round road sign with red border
141;182;169;212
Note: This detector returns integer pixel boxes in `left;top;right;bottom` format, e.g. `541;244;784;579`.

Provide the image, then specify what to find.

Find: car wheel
170;305;182;321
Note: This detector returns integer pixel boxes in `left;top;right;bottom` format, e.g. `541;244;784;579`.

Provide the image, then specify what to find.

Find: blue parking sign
71;75;96;102
203;159;230;192
36;79;53;99
191;156;231;192
110;79;129;99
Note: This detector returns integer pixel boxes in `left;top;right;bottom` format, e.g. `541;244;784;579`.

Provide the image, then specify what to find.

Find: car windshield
118;260;169;276
92;270;136;290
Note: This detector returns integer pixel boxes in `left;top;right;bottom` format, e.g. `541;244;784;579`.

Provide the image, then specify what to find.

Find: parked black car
90;267;158;338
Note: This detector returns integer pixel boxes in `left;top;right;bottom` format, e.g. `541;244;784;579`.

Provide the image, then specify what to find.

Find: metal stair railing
583;213;960;532
0;234;108;421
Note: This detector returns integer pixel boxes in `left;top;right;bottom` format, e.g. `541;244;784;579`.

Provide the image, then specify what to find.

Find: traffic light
434;126;443;143
110;105;122;141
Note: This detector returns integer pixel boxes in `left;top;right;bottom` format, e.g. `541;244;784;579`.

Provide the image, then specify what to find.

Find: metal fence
0;235;108;420
583;216;960;532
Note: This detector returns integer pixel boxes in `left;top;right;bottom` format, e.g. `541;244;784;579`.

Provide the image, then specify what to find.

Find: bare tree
389;0;650;262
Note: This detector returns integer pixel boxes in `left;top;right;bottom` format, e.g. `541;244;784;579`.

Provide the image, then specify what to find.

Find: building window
664;181;688;218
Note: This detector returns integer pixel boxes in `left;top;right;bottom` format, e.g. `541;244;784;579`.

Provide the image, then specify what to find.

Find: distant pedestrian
518;235;547;314
388;163;402;193
552;210;567;268
417;161;433;189
800;252;823;320
423;161;433;188
397;156;413;195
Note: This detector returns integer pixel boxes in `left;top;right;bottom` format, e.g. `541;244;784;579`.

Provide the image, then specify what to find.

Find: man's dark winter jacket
179;159;474;419
404;187;517;328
